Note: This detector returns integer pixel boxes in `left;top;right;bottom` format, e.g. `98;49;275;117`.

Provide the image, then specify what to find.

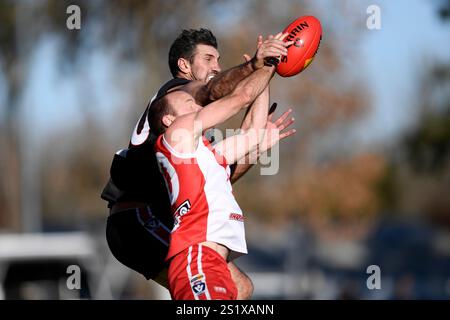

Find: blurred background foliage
0;0;449;299
0;0;449;237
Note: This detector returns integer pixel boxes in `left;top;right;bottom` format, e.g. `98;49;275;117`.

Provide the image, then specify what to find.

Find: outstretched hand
259;106;296;154
249;33;294;70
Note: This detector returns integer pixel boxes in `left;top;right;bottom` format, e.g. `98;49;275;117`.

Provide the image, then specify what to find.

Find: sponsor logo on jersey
229;213;244;222
190;274;206;295
173;200;191;231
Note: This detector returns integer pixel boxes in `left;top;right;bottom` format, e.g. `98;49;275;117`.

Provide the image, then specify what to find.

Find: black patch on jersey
152;78;191;105
101;78;192;225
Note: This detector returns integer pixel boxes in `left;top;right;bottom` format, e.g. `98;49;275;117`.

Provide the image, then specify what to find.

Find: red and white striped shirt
154;134;247;261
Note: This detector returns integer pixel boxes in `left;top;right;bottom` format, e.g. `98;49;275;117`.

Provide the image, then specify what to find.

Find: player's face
169;91;202;117
189;44;221;83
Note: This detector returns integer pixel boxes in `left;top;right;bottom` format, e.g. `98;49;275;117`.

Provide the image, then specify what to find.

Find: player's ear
177;57;191;75
162;114;175;128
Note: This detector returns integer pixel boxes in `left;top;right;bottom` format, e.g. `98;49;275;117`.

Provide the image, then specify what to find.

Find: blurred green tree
376;0;450;227
390;63;450;227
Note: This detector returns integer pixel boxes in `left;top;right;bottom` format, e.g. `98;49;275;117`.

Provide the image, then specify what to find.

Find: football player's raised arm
192;66;275;140
214;85;270;165
188;33;291;105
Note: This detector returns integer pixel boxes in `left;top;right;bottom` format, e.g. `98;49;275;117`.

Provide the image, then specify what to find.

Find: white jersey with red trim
154;134;247;261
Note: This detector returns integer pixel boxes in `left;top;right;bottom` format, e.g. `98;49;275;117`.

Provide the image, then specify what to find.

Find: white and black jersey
102;78;191;281
101;78;191;222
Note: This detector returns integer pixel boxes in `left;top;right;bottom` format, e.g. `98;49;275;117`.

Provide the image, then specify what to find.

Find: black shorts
106;207;171;280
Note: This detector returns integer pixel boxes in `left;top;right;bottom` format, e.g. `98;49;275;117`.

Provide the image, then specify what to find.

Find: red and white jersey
154;134;247;262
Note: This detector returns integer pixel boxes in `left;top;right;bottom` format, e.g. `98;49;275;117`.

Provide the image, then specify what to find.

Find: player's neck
176;73;194;81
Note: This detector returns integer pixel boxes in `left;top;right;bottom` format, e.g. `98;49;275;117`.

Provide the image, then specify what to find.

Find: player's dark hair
149;95;173;136
168;28;218;77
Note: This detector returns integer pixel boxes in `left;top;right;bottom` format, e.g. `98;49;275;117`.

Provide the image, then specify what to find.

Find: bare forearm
242;86;269;131
234;66;274;110
193;66;274;139
231;136;270;183
230;163;254;184
195;61;255;104
230;88;269;183
195;32;291;105
230;128;263;183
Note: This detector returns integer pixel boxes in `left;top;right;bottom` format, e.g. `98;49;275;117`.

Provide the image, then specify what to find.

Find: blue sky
1;0;450;149
356;0;450;144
